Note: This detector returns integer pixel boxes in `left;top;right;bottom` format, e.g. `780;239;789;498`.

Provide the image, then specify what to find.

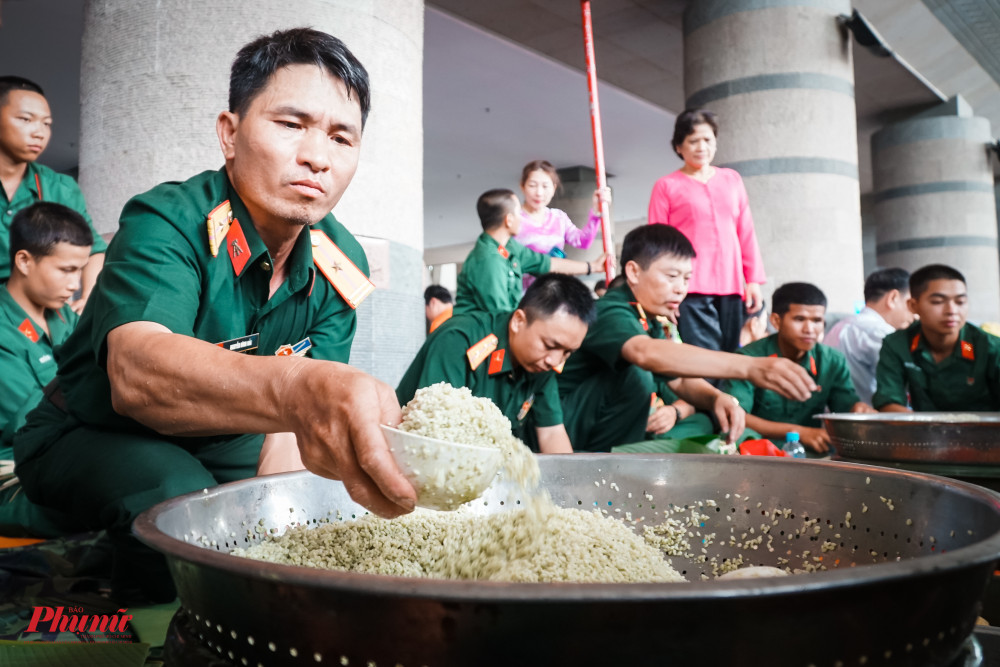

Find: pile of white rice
235;382;683;583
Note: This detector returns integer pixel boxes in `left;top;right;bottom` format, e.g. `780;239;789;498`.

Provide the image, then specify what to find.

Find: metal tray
819;412;1000;464
135;455;1000;667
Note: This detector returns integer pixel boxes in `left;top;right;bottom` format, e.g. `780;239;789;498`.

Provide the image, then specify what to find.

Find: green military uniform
872;321;1000;411
556;283;677;451
0;285;82;537
396;310;562;446
13;168;368;597
0;162;108;281
724;334;859;450
454;233;550;315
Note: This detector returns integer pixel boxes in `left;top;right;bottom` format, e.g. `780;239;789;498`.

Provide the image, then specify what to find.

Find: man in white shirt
825;268;913;404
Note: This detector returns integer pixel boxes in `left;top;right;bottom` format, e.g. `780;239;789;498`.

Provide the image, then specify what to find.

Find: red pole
581;0;615;282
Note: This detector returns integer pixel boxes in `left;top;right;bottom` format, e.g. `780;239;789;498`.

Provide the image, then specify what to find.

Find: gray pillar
683;0;864;313
872;98;1000;323
550;166;601;261
79;0;425;384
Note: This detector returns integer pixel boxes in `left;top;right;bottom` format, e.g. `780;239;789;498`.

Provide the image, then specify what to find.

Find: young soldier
724;283;873;456
453;189;605;315
0;202;91;536
825;268;913;404
0;76;107;310
874;264;1000;412
398;274;594;453
14;29;417;602
424;284;453;333
557;225;816;453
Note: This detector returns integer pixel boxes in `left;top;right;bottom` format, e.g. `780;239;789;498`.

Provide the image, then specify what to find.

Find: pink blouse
515;207;602;255
647;167;766;296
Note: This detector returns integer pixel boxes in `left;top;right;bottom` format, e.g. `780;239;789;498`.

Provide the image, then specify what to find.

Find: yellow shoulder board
311;230;376;309
466;334;499;371
206;200;233;257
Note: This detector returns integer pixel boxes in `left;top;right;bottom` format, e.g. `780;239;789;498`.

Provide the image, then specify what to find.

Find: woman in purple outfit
515;160;610;288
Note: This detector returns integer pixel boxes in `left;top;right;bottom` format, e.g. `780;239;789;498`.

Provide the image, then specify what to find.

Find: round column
79;0;425;384
683;0;863;314
872;112;999;323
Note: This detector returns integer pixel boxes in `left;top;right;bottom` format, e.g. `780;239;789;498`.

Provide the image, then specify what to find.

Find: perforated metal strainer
134;454;1000;667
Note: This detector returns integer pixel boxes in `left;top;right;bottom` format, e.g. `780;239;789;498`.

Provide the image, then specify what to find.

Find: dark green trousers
13;399;262;600
562;364;656;452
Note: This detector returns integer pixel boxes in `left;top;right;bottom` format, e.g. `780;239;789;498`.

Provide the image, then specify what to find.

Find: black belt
42;379;68;413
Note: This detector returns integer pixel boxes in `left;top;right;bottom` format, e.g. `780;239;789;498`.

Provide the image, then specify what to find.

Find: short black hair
0;76;45;107
229;28;371;127
909;264;966;299
518;273;597;327
10;202;93;265
864;267;910;303
772;282;827;316
424;284;452;305
621;224;695;270
476;188;518;231
672;108;718;158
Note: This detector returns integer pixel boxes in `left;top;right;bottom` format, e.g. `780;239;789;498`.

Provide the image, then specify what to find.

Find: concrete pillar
79;0;425;384
872;98;1000;323
683;0;863;313
550;166;604;268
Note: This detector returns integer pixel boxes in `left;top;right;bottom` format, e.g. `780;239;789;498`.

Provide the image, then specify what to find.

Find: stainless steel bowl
818;412;1000;464
134;455;1000;667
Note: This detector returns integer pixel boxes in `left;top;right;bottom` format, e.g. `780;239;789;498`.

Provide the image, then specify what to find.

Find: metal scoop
380;425;503;511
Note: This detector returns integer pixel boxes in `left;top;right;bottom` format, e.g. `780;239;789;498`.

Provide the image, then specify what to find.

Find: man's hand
287;364;416;518
712;393;746;443
799;426;832;453
744;282;763;313
851;402;876;414
646;405;679;435
747;357;816;402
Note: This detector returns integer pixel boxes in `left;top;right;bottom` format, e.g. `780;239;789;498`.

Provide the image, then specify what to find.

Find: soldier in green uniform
558;225;817;452
724;282;873;456
454;189;604;315
13;29;417;602
0;202;92;536
874;264;1000;412
0;77;107;309
398;273;594;453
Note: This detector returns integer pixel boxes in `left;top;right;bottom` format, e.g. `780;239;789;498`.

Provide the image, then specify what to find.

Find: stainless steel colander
134;454;1000;666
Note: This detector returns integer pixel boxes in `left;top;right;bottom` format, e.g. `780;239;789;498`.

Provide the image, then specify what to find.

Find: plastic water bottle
782;432;806;459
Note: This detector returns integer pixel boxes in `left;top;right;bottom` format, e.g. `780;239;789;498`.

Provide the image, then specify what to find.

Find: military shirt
558;283;672;396
52;168;368;432
454;233;550;315
0;286;77;447
872;321;1000;411
0;162;108;280
724;334;860;427
396;310;562;439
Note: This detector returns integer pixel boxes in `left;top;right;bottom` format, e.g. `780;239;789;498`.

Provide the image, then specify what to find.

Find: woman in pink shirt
516;160;610;288
648;109;766;353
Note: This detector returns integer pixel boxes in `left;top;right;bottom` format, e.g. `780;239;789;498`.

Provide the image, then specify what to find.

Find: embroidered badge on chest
216;333;259;353
517;394;535;421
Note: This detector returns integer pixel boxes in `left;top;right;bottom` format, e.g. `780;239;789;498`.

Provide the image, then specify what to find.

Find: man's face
0;90;52;164
18;242;91;310
772;304;825;355
909;279;967;337
508;308;588;373
626;254;692;317
218;64;363;232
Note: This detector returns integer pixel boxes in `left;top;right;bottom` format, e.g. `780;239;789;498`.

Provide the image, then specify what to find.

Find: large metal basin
134;454;1000;667
819;412;1000;464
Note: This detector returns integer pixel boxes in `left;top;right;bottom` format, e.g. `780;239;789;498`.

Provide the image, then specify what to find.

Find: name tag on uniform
275;337;313;357
216;333;259;353
517;394;535;421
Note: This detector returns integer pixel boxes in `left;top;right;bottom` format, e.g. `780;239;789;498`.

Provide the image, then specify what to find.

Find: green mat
0;640;149;667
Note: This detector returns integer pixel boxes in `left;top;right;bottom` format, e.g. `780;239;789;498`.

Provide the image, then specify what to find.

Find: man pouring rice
12;28;417;603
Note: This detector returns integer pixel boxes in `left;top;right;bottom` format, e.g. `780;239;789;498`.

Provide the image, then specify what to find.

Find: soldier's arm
535;424;573;454
872;339;909;411
106;321;416;518
621;335;816;401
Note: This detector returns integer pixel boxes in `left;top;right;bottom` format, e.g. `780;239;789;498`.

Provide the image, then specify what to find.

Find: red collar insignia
488;349;506;375
226;219;250;275
497;245;509;259
18;318;39;343
961;341;975;361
